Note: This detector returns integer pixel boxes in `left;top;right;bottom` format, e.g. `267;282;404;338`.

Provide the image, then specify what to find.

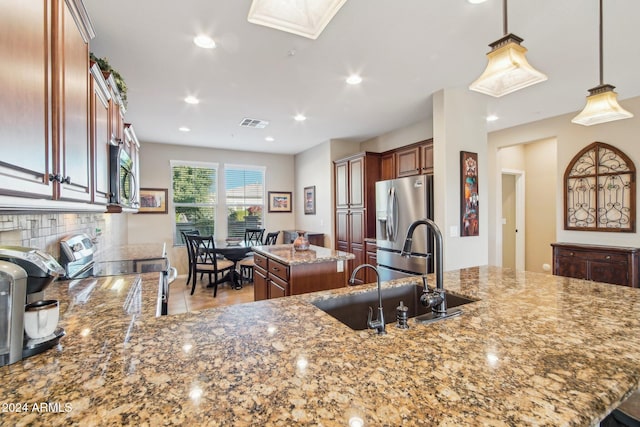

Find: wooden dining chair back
244;228;265;247
264;231;279;245
185;234;234;297
181;230;201;287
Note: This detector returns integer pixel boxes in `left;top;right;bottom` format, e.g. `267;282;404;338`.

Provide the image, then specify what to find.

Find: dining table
209;239;253;289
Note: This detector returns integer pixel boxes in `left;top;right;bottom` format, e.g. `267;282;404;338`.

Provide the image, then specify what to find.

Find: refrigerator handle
387;187;398;241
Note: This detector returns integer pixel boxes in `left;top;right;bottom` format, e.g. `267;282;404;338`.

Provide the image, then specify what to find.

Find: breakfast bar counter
1;266;640;426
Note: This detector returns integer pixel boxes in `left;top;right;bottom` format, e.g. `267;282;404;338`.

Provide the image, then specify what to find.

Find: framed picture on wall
138;188;168;214
460;151;479;236
304;186;316;215
268;191;292;212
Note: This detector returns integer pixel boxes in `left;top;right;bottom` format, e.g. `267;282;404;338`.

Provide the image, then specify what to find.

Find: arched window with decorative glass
564;142;636;232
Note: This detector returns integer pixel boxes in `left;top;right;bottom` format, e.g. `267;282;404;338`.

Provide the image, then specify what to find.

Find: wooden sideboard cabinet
551;243;639;288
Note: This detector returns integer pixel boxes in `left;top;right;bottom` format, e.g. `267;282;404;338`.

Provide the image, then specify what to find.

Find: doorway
501;170;525;270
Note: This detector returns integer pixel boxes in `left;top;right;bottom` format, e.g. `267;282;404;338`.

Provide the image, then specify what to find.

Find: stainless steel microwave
109;143;138;208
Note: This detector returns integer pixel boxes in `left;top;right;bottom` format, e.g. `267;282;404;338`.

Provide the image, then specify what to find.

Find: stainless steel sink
312;283;476;330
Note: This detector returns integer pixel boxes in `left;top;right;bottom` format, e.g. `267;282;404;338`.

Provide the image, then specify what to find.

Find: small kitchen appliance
0;247;66;366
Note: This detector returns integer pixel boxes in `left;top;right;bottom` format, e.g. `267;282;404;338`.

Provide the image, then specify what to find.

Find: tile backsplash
0;213;128;259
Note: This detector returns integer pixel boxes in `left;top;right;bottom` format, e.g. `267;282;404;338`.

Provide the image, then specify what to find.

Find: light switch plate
337;260;344;272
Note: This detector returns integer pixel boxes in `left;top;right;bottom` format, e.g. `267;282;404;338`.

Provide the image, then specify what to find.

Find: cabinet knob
570;252;574;256
605;255;611;260
49;173;60;182
62;176;71;184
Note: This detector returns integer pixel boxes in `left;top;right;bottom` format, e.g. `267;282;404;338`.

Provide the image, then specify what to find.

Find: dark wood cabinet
0;0;101;207
89;62;111;205
54;0;92;202
253;251;346;301
380;153;395;181
334;152;380;284
395;140;433;177
552;243;639;288
365;240;378;284
0;0;54;199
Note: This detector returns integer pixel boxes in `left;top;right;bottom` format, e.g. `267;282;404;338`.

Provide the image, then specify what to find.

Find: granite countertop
1;266;640;426
252;244;355;266
93;243;167;263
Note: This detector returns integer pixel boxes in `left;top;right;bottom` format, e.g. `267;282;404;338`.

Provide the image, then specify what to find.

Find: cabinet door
590;261;629;286
380;153;395;181
335;210;349;248
335;161;349;209
0;0;54;198
90;64;110;205
555;255;589;280
396;146;421;177
55;0;91;202
268;275;288;299
420;142;433;174
253;268;269;301
349;156;365;209
348;210;366;284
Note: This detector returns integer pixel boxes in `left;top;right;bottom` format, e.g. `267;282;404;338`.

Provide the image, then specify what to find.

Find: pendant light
571;0;633;126
469;0;547;97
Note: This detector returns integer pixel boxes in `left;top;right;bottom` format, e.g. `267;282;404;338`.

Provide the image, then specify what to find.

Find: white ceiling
84;0;640;155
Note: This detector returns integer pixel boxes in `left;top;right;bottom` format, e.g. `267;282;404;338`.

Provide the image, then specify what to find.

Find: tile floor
168;274;255;314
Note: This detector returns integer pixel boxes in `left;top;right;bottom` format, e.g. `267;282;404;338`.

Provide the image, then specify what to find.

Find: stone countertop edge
252;243;355;265
1;266;640;426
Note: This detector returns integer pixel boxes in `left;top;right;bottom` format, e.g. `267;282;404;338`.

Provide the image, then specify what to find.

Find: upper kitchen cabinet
89;62;111;205
53;0;94;203
0;0;100;209
395;139;433;178
0;0;54;199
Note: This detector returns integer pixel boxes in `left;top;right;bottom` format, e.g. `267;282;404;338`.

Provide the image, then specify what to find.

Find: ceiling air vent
239;118;269;128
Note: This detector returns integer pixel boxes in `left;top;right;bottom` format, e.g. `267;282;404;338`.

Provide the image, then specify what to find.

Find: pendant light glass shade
571;84;633;126
572;0;633;126
469;34;548;97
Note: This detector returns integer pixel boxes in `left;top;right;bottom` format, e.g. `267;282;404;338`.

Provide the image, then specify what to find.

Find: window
225;165;265;238
172;161;218;243
564;142;636;232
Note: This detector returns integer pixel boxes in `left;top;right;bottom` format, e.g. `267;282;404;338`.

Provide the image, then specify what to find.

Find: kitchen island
251;244;354;300
1;266;640;426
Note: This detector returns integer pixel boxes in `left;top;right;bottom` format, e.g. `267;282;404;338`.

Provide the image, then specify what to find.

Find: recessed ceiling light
486;114;499;122
184;95;200;105
179;126;191;132
193;35;216;49
346;74;362;85
265;136;275;142
294;114;306;122
467;0;487;4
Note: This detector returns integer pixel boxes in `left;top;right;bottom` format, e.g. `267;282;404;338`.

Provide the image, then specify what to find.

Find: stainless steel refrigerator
376;175;434;281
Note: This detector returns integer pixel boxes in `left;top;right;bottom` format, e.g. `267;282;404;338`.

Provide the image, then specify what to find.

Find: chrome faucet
350;264;386;335
401;219;462;323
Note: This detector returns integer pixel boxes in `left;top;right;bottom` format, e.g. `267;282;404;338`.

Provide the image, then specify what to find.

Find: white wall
294;141;333;247
129;142;296;247
489;95;640;252
360;119;433;152
433;88;489;271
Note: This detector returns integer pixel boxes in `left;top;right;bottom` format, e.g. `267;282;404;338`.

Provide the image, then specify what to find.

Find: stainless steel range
59;235;176;315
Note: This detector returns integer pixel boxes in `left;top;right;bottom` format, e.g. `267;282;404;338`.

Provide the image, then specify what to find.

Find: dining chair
180;230;200;287
244;228;265;246
185;234;235;297
263;231;279;245
238;230;279;283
